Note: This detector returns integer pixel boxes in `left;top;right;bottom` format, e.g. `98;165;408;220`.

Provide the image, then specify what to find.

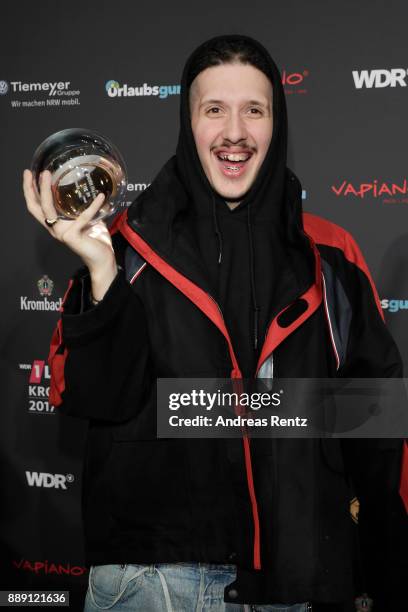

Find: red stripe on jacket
48;279;73;407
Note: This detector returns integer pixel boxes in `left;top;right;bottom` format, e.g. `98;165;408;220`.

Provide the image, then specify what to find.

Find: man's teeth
217;153;251;162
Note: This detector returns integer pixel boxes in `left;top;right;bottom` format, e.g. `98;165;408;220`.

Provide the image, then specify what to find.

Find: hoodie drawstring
211;193;259;351
247;202;260;351
212;192;223;265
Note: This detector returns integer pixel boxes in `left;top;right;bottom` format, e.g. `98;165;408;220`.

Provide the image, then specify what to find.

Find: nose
221;110;248;143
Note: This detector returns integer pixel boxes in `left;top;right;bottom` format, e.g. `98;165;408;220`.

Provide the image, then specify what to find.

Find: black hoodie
131;34;314;378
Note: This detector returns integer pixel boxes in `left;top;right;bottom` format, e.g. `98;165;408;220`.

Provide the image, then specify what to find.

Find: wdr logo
352;68;408;89
25;471;74;489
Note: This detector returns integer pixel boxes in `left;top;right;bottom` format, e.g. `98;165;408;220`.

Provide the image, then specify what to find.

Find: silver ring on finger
45;216;61;227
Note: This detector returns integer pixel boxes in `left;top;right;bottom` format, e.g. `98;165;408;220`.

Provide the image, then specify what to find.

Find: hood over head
176;34;287;225
127;34;314;375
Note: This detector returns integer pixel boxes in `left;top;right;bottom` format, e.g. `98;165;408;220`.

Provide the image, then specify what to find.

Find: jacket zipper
207;293;261;569
119;219;262;570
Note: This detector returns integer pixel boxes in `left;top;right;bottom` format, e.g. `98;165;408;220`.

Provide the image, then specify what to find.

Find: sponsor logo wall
1;2;407;609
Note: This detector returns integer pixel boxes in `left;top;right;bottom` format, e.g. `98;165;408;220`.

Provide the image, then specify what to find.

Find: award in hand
31;128;127;224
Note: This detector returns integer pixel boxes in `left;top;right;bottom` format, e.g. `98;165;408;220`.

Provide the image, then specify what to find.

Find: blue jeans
83;562;310;611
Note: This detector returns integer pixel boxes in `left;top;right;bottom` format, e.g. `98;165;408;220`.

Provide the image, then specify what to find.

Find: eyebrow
199;98;270;109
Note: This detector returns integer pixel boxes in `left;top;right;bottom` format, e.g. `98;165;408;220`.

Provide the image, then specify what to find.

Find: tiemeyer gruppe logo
331;179;408;204
20;275;62;312
105;80;180;99
1;79;80;108
121;180;152;207
352;68;408;89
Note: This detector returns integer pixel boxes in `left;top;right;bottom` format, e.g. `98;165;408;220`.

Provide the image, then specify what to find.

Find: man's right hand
23;168;118;300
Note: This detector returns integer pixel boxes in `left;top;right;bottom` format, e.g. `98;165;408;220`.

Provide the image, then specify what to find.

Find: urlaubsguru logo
381;299;408;313
105;80;180;99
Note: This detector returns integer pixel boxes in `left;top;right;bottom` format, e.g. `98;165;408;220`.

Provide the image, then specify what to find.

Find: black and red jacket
48;34;407;607
48;192;407;605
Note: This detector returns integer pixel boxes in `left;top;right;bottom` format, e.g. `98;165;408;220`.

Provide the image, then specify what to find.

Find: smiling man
190;62;273;207
26;34;406;611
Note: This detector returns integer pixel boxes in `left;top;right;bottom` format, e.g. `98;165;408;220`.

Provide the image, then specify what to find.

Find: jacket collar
111;205;323;377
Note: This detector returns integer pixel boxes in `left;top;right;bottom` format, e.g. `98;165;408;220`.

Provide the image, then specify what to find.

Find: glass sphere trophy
31;128;127;224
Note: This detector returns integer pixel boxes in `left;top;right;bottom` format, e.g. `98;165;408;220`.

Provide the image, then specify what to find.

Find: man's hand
23;169;118;300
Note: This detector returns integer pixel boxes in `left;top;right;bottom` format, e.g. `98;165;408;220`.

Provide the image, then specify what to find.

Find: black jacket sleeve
337;231;407;606
50;263;152;423
337;231;404;486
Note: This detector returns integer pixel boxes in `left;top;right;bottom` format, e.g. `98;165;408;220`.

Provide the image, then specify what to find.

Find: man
23;35;406;611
